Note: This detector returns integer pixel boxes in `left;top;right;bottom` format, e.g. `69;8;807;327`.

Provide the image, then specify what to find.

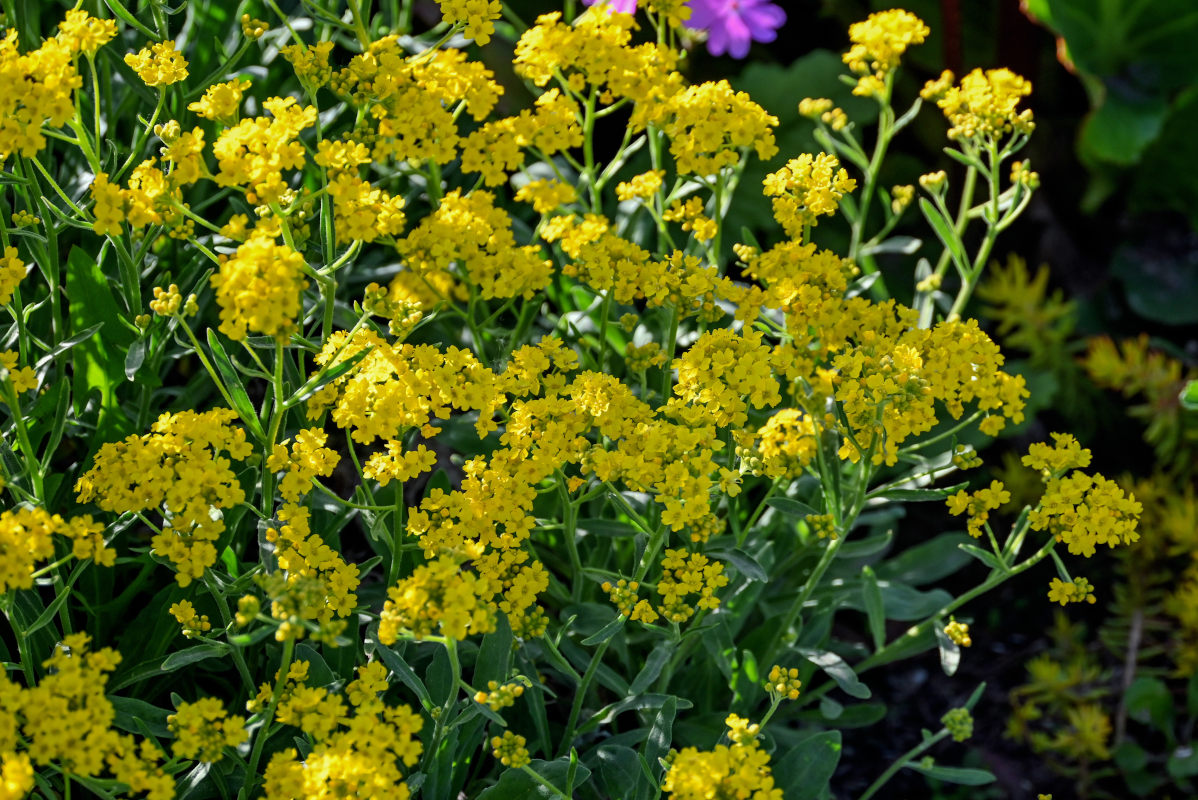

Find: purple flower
687;0;786;59
582;0;639;14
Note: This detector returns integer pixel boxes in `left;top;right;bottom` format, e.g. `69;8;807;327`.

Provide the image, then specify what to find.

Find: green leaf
581;614;626;646
370;631;434;710
862;567;885;652
641;695;676;783
103;0;159;37
868;482;967;502
1181;380;1198;412
860;236;921;257
767;497;818;518
1079;89;1168;167
628;642;672;695
1126;676;1173;731
294;643;336;688
160;643;230;673
474;613;514;690
798;647;870;699
838;530;893;559
34;323;104;371
919;197;969;274
594;745;644;799
1168;747;1198;779
476;758;591;799
67;245;134;444
876;534;973;586
426;644;454;706
124;337;148;381
206;329;266;441
905;762;996;786
959;543;1007;572
580;694;691;734
285;346;371;409
111;697;172;738
709;548;768;582
577;518;641;537
774;731;842;800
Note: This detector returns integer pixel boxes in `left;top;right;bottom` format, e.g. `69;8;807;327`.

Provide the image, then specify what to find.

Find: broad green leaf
581;614;626;646
160;644;230;673
111;697;172;738
767;497;818;518
876;534;973;586
798;647;870;699
862;567;885;652
628;642;672;695
594;745;644;799
933;624;961;677
476;758;591;799
868;482;967;502
370;631;434;709
905;762;996;786
206;329;266;441
710;548;768;582
474;613;514;690
919;198;968;273
641;696;676;783
774;731;842;800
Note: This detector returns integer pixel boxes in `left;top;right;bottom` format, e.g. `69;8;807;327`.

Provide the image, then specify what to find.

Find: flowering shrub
0;2;1140;798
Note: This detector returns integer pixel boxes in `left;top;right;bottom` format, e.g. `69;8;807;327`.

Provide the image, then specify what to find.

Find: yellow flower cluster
268;428;342;504
438;0;503;45
1018;434;1140;560
281;41;336;89
212;96;316;204
514;10;681;129
0;246;27;305
0;349;36;396
327;168;408;244
514;179;577;215
763;153;857;240
798;97;848;131
602;578;658;623
0;506;112;594
944;619;972;646
378;556;496;642
125;41;189;86
210;231;309;342
663;197;717;242
262;504;362;642
1031;472;1141;558
669;329;780;429
396;190;552;300
0;16;106;162
922;67;1034;141
617;170;665;202
474;680;525;711
75;408;253;585
663;80;779;176
0;634;172;800
655;549;729;623
946;480;1011;538
1047;576;1097;606
169;599;212;639
462;89;583;185
843;9;929;97
264;662;423;800
188;78;250;122
168;697;247;763
491;730;530;768
662;715;781;800
766;665;803;700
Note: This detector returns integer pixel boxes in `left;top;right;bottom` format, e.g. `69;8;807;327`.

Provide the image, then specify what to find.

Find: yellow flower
125;41;189;87
765;665;802;701
491;731;530;768
188;79;250;122
439;0;504;45
169;600;212;639
763;153;856;239
168;698;247;763
924;67;1034;141
210;231;309;342
0;246;27;305
617;170;665;201
378;557;496;643
843;9;929;78
57;10;117;55
1047;576;1097;606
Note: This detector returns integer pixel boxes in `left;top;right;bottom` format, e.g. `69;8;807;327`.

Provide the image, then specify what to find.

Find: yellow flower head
125;41;189;87
210;231;309;342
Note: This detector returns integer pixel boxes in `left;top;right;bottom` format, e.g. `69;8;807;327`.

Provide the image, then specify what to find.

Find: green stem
558;637;613;757
239;636;296;800
858;730;950;800
202;575;256;694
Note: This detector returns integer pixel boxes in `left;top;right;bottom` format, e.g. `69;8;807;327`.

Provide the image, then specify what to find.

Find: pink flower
687;0;786;59
582;0;639;14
